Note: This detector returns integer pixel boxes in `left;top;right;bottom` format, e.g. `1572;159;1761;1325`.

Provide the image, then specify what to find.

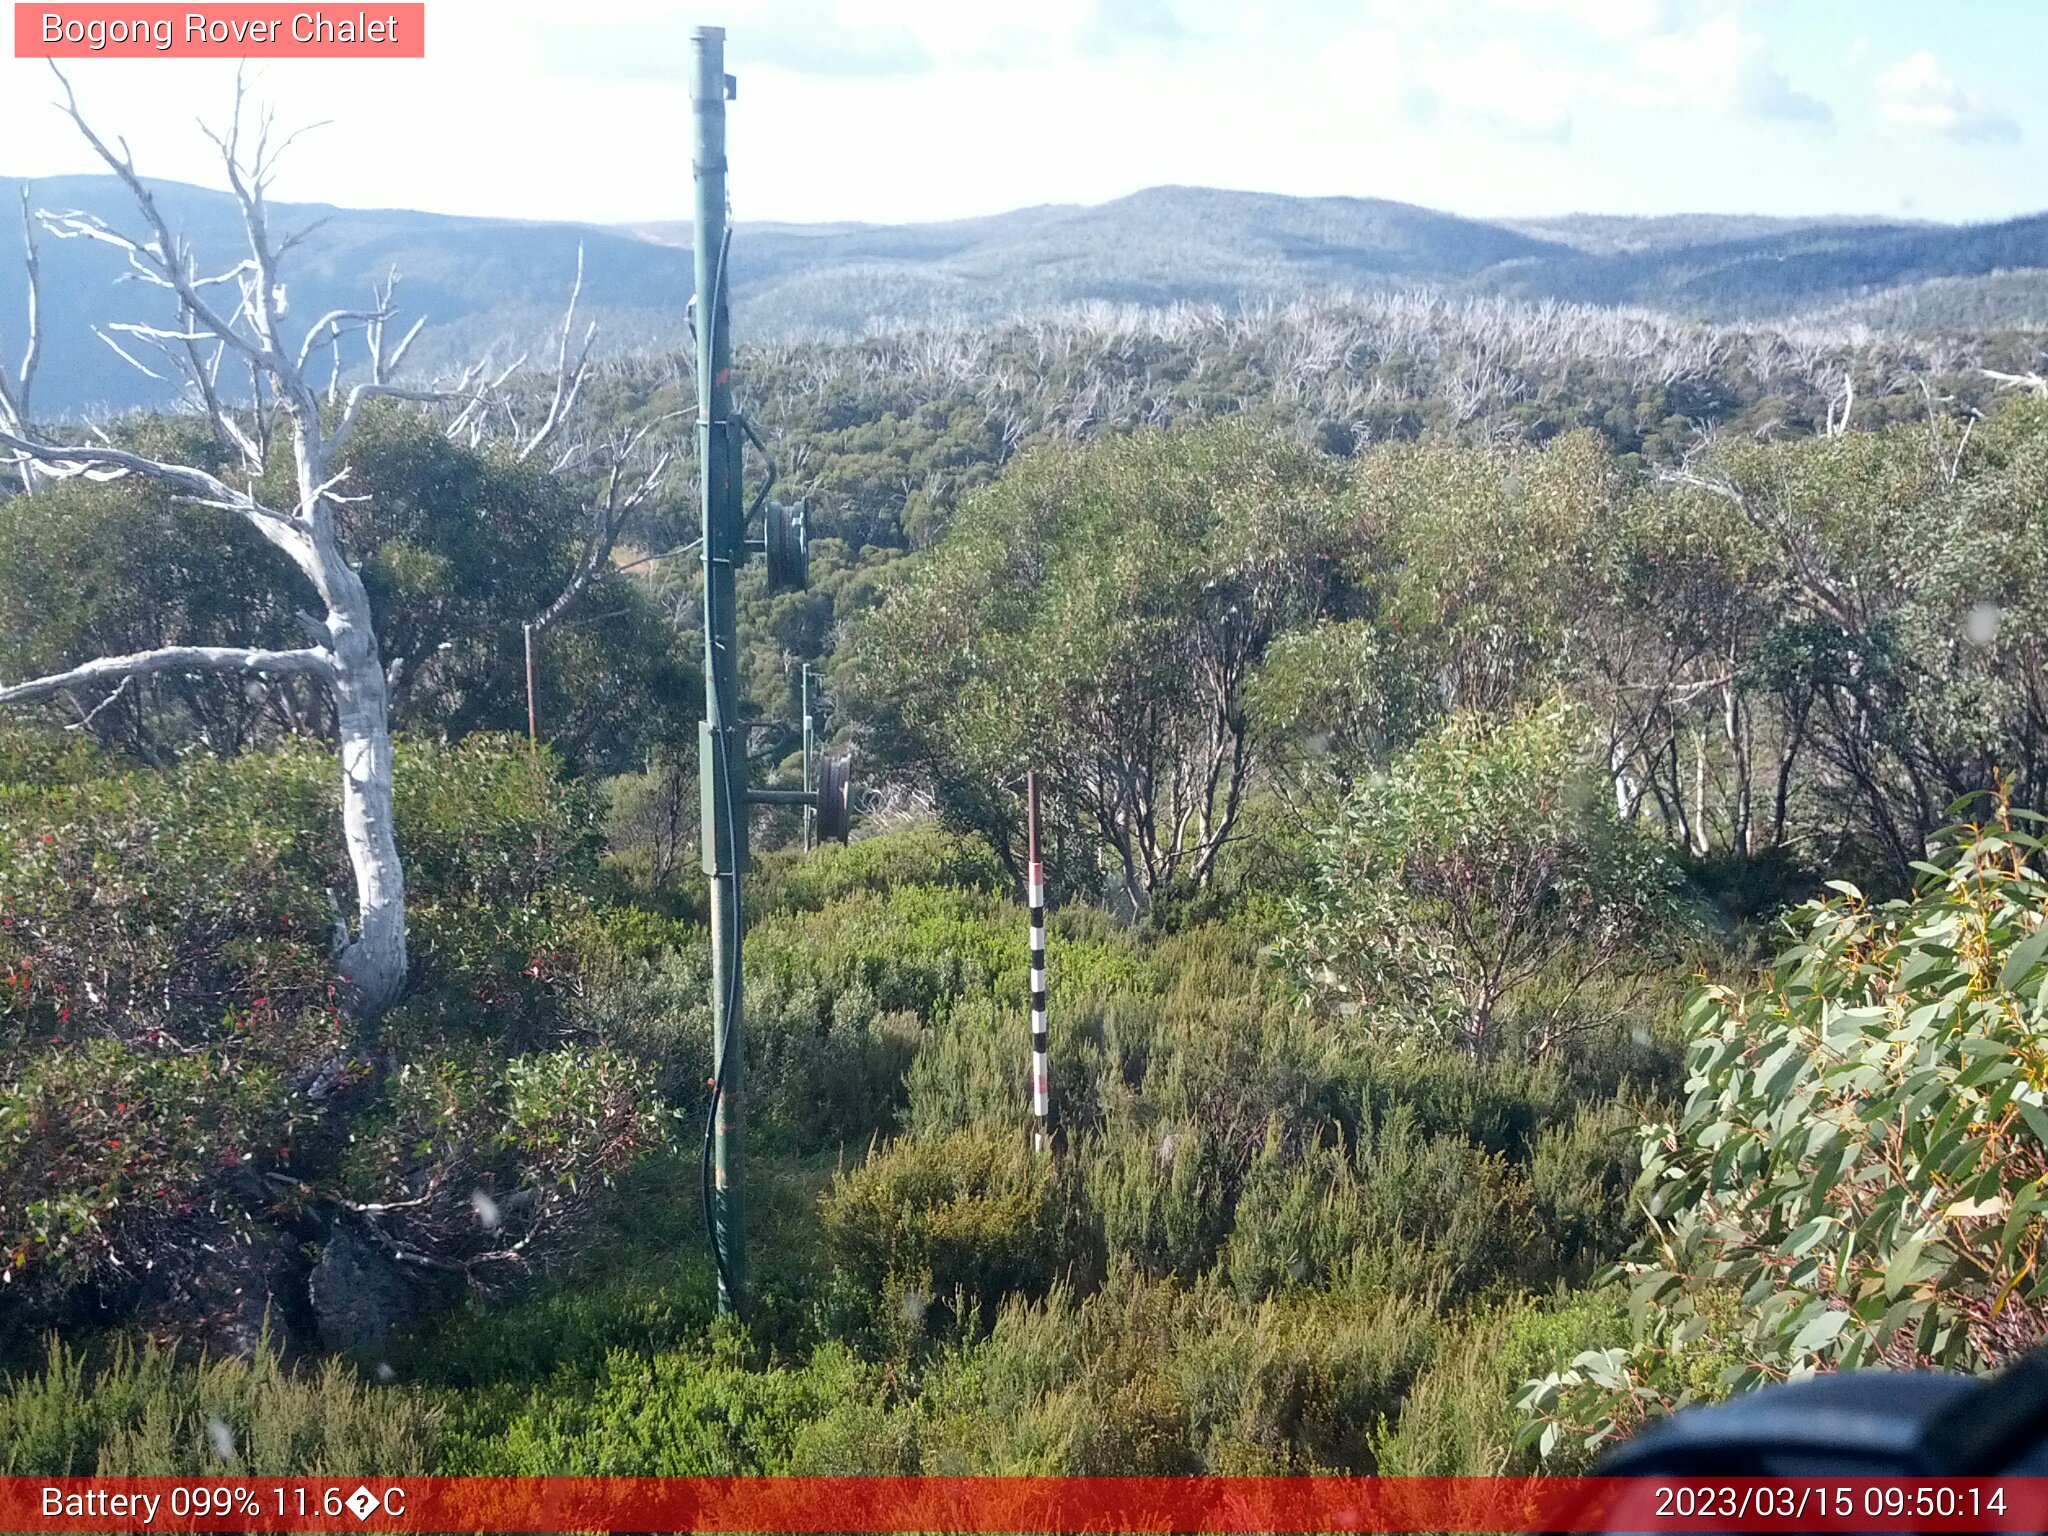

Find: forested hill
7;173;2048;415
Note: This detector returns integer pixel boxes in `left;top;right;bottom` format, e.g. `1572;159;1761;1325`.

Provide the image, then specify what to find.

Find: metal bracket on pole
742;753;853;844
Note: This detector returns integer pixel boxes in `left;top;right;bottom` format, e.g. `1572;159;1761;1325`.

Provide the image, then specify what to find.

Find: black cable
738;413;777;526
699;721;744;1316
697;206;744;1317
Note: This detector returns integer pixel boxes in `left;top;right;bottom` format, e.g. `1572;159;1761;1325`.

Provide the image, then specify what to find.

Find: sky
0;0;2042;228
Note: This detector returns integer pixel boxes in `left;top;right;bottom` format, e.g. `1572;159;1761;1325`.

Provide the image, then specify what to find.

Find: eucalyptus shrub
1521;805;2048;1460
1278;698;1679;1063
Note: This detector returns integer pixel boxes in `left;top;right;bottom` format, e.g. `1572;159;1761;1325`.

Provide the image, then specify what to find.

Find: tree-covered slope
8;175;2048;416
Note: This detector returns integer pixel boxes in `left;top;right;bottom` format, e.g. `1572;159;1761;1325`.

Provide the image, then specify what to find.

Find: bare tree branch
0;644;335;707
0;185;41;492
0;423;287;517
532;415;682;634
518;242;593;462
1982;368;2048;398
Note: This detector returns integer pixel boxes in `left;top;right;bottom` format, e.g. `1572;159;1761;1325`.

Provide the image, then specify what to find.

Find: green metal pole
802;664;815;854
693;24;746;1317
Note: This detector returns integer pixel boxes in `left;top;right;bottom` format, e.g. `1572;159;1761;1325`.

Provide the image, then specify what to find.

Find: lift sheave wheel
765;499;809;592
815;752;853;844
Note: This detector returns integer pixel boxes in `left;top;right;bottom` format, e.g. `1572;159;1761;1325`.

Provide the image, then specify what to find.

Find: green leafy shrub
1083;1119;1232;1280
736;879;1154;1151
1345;1103;1551;1299
819;1127;1088;1328
392;735;608;1041
1521;807;2048;1457
0;1044;292;1287
0;739;338;1047
0;730;664;1322
756;826;1008;914
1219;1134;1369;1297
1246;617;1439;774
444;1334;880;1475
1527;1101;1644;1284
1374;1289;1628;1476
0;1338;436;1475
1279;698;1681;1063
914;1274;1440;1474
847;421;1352;903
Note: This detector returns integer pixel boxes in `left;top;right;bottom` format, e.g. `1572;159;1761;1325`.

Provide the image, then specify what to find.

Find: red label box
14;4;425;57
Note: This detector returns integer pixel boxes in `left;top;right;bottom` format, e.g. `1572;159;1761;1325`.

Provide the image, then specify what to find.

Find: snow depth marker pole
1027;771;1050;1152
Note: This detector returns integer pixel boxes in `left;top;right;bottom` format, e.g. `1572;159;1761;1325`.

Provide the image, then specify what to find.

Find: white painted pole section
1026;772;1050;1152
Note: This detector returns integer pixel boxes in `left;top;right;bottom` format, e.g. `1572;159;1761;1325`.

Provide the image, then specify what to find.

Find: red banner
5;1476;2048;1533
14;5;425;58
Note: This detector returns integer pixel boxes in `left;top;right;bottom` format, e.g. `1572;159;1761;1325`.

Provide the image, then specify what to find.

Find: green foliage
1085;1119;1233;1281
0;1043;291;1287
0;1337;436;1475
911;1274;1442;1474
754;826;1009;915
389;735;610;1037
0;731;664;1312
1375;1289;1628;1476
847;420;1351;901
819;1127;1087;1327
446;1333;880;1475
1247;618;1439;776
0;407;695;773
0;432;302;757
29;343;2048;1479
1521;805;2048;1456
1280;698;1682;1062
0;736;338;1046
1363;432;1627;714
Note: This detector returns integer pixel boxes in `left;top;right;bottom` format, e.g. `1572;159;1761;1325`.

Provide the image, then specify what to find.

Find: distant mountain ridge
3;176;2045;416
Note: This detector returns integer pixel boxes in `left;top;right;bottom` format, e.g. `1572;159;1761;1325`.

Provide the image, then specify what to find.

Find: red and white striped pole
1026;771;1050;1152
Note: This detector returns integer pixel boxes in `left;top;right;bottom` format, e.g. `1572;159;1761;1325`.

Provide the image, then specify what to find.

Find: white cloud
1426;39;1577;142
1318;29;1426;122
1322;31;1575;143
1874;51;2019;143
1629;12;1830;127
539;1;933;81
1493;0;1680;43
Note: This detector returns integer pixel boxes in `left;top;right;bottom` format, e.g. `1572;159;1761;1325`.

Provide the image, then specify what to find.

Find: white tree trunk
327;571;407;1017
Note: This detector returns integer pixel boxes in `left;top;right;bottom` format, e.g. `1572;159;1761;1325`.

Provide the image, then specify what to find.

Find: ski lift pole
1026;772;1050;1151
694;24;746;1318
523;621;538;752
802;664;815;854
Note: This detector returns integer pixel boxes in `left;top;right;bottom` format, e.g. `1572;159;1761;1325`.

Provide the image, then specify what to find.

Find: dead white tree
0;186;41;494
438;253;689;637
530;415;682;634
0;73;462;1021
